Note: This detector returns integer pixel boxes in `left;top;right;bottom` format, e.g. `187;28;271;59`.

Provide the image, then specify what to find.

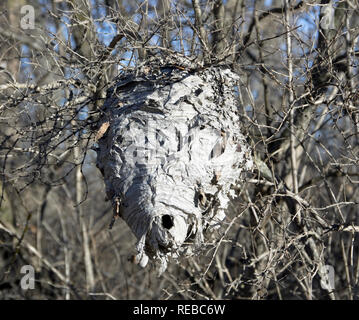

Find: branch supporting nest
108;196;121;230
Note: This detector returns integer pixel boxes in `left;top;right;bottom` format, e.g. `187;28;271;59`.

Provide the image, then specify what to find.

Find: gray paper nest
96;57;253;275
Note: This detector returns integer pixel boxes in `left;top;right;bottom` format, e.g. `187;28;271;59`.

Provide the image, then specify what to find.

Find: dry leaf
95;121;110;141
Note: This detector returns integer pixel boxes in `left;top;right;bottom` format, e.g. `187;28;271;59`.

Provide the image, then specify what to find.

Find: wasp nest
96;58;253;274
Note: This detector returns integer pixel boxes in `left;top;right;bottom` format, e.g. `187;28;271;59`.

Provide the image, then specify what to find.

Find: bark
212;0;225;57
96;57;253;274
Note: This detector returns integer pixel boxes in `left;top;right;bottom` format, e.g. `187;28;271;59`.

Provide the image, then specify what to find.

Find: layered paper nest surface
96;61;253;274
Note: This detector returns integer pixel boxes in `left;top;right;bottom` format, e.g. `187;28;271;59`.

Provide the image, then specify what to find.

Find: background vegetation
0;0;358;300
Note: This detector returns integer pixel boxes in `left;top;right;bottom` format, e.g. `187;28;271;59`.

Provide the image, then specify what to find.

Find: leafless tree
0;0;359;300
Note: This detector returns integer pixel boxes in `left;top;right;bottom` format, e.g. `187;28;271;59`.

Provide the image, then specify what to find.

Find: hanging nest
96;56;253;275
